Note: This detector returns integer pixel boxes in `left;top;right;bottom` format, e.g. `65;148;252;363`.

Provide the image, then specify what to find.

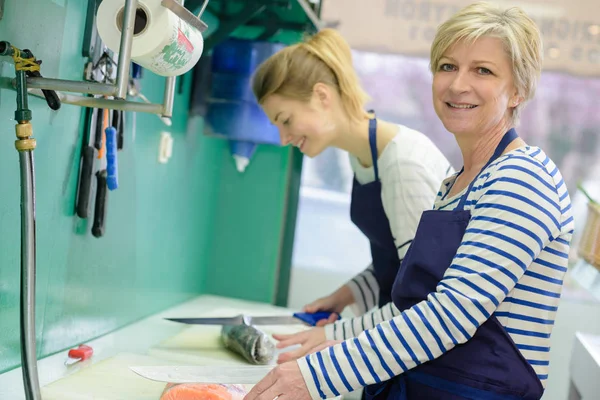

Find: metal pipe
14;68;41;400
295;0;325;30
19;150;40;400
162;76;176;118
25;77;116;96
115;0;137;99
197;0;209;17
27;88;164;113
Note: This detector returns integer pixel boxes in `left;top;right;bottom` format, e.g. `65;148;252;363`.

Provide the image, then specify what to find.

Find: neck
456;120;514;174
331;113;394;167
330;114;372;165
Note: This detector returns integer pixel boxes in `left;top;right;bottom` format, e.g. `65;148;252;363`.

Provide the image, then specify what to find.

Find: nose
449;70;471;94
279;128;292;146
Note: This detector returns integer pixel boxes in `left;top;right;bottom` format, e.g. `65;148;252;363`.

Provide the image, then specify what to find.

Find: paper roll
96;0;204;77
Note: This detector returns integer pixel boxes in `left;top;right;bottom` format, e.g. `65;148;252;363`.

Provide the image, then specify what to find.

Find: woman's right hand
302;285;354;326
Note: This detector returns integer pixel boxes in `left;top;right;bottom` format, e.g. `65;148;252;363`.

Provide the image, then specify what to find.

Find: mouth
293;137;306;151
446;102;478;110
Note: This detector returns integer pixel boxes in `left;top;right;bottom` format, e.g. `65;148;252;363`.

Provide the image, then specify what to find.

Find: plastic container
203;39;284;146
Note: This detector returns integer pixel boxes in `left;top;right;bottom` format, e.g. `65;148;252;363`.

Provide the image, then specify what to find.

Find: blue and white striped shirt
296;146;574;399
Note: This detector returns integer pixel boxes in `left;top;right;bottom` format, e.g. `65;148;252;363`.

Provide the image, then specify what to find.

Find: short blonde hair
252;28;370;121
430;1;543;124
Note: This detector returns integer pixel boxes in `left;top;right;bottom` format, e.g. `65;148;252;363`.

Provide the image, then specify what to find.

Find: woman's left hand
243;361;311;400
273;327;326;363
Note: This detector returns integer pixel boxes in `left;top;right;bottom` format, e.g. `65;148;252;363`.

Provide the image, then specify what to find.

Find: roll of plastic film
96;0;204;77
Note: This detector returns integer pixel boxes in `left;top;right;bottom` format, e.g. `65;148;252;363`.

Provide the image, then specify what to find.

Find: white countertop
569;331;600;399
0;295;306;400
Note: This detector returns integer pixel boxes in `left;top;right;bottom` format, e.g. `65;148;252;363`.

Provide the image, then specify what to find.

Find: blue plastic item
292;312;341;327
204;102;280;145
229;140;257;172
204;39;285;147
209;73;254;103
230;140;257;160
211;38;285;74
131;62;143;79
105;127;118;190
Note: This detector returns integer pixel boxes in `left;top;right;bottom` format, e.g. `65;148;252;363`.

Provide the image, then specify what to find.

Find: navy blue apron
350;117;400;308
364;128;544;399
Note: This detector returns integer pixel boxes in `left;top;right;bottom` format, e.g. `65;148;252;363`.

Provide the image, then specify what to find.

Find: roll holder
15;0;209;118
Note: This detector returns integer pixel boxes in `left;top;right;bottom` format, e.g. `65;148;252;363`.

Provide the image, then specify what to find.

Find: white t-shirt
345;124;455;315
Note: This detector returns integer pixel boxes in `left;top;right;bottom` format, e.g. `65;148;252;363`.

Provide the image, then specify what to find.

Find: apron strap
368;117;379;181
456;128;519;210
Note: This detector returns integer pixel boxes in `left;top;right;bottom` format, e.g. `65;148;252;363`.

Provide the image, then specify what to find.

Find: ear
510;93;524;108
312;82;333;108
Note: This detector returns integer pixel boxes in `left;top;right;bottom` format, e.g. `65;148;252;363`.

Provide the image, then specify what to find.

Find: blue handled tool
105;126;118;190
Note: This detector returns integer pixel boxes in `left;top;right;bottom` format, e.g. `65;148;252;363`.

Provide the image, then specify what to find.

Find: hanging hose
1;41;43;400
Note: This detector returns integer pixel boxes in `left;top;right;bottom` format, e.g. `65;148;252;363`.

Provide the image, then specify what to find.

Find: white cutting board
40;352;181;400
39;303;313;399
149;306;310;365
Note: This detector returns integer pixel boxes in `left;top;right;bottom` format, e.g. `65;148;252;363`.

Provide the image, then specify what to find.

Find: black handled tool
112;109;124;150
94;107;104;151
75;145;95;218
26;69;61;110
92;169;108;238
75;107;96;218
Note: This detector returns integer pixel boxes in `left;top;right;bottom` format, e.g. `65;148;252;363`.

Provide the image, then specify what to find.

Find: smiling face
260;85;339;158
432;36;521;138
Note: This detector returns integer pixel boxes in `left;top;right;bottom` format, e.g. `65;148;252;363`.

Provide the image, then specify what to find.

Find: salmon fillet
160;383;247;400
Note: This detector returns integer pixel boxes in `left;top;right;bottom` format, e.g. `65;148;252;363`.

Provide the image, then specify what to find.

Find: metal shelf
187;0;325;52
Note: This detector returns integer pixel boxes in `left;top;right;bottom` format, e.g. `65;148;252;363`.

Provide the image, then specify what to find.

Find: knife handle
92;170;108;238
75;145;95;219
105;127;118;191
293;312;340;327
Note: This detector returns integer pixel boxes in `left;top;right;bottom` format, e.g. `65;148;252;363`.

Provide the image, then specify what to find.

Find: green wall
0;0;297;374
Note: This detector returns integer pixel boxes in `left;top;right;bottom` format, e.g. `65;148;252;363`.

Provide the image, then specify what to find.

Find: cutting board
39;305;314;399
40;352;182;400
149;307;310;366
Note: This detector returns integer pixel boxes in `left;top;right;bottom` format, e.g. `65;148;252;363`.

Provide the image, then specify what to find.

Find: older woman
244;2;574;400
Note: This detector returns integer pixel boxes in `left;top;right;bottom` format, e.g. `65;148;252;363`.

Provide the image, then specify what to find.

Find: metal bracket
252;9;280;41
203;2;268;53
161;0;208;32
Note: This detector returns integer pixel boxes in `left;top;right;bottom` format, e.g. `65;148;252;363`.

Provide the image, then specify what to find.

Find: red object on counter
66;344;93;365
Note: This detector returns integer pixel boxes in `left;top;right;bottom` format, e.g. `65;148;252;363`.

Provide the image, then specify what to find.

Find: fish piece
220;324;275;365
160;383;247;400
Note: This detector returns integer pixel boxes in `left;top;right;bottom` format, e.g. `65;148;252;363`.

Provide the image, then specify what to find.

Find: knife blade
165;311;339;327
130;365;274;384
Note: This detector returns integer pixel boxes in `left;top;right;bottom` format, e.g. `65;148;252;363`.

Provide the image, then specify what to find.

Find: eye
283;118;291;126
477;67;493;75
439;63;456;72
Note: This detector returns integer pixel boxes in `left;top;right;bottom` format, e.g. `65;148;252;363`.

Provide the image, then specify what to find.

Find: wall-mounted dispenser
194;38;285;172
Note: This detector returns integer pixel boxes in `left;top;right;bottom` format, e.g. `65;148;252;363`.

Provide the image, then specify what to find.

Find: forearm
345;264;379;315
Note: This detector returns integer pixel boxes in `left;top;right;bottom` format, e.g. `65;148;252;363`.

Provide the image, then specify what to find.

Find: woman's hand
302;285;354;326
243;361;310;400
273;327;326;363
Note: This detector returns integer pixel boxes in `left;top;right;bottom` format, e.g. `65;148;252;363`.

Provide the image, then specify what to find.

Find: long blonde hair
252;29;370;121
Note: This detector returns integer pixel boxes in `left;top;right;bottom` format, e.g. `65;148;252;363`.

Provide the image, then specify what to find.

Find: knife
165;311;339;327
130;365;274;384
